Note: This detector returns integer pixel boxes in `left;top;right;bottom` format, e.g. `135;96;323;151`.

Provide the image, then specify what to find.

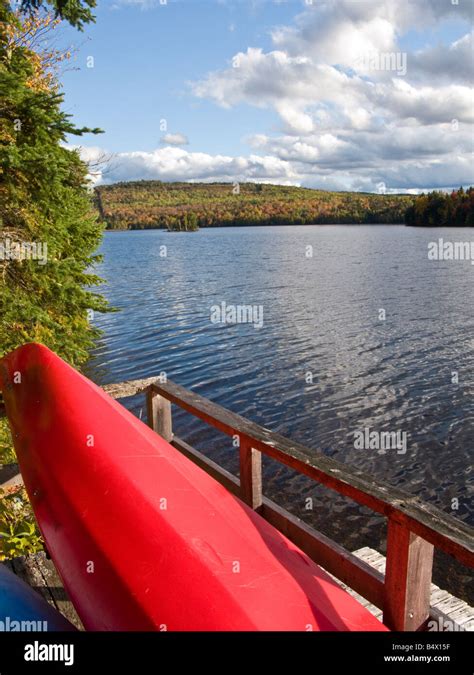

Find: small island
166;216;199;232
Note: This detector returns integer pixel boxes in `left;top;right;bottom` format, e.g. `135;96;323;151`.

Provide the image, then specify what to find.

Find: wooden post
146;388;173;442
383;518;434;630
239;438;263;510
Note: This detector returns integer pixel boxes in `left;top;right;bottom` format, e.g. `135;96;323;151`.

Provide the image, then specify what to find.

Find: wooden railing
100;376;474;632
2;376;473;631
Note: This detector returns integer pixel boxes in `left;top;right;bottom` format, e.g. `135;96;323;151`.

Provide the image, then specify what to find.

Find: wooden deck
1;374;473;631
0;462;22;490
336;547;473;631
2;553;83;630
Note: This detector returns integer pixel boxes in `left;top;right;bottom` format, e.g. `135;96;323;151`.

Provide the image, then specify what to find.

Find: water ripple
86;225;474;602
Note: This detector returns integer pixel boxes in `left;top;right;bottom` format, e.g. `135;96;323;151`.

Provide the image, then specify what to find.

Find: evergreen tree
19;0;96;29
0;1;106;557
0;4;108;366
405;188;474;227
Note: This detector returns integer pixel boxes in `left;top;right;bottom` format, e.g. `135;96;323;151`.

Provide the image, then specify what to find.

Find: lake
87;225;473;603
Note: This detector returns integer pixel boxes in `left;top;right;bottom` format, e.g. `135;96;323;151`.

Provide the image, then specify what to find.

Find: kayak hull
0;344;387;631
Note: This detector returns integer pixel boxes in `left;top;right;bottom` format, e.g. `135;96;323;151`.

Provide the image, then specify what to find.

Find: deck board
1;552;83;630
335;547;474;631
0;463;22;490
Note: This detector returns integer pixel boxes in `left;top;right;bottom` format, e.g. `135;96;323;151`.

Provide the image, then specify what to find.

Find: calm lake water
87;225;474;603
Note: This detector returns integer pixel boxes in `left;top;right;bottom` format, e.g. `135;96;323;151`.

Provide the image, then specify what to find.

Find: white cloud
83;0;473;193
191;49;372;134
272;10;397;67
76;122;473;194
369;80;474;125
160;133;189;146
408;31;474;85
187;0;473;191
78;146;299;185
192;45;473;132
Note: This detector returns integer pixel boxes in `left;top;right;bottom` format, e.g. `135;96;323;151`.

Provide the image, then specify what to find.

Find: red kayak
0;344;387;631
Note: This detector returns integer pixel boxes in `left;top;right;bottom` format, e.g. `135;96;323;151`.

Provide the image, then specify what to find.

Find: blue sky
58;0;473;192
62;1;297;155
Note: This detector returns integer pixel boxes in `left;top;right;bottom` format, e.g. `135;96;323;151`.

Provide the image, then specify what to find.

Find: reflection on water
86;225;474;603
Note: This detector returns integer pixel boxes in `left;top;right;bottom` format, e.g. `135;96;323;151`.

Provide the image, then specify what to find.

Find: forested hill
95;181;413;230
405;187;474;227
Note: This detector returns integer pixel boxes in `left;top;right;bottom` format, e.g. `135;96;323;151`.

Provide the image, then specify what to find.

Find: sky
56;0;474;192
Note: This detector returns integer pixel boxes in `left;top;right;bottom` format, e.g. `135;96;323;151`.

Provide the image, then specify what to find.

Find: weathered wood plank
353;548;473;631
4;554;83;630
146;389;173;442
102;377;159;400
325;567;384;620
239;439;262;510
434;596;466;615
10;553;56;608
430;589;451;605
447;604;474;625
383;519;434;631
0;463;22;490
35;554;84;630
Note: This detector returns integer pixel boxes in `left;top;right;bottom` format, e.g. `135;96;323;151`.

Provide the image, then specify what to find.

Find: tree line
405;187;474;227
95;181;414;230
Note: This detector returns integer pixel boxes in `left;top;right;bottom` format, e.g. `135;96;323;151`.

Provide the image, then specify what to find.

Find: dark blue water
87;225;474;602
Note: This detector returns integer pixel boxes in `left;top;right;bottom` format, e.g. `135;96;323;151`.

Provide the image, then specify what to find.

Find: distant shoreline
96;182;473;230
104;222;408;231
95;181;412;230
103;222;474;232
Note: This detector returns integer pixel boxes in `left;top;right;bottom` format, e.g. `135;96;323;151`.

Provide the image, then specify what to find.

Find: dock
341;547;473;631
1;373;473;631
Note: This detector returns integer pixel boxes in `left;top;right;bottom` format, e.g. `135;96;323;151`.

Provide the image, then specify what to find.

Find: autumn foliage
95;181;414;230
405;187;474;227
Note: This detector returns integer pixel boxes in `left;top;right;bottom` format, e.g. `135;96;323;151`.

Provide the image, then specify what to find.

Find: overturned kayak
0;343;387;631
0;563;76;632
